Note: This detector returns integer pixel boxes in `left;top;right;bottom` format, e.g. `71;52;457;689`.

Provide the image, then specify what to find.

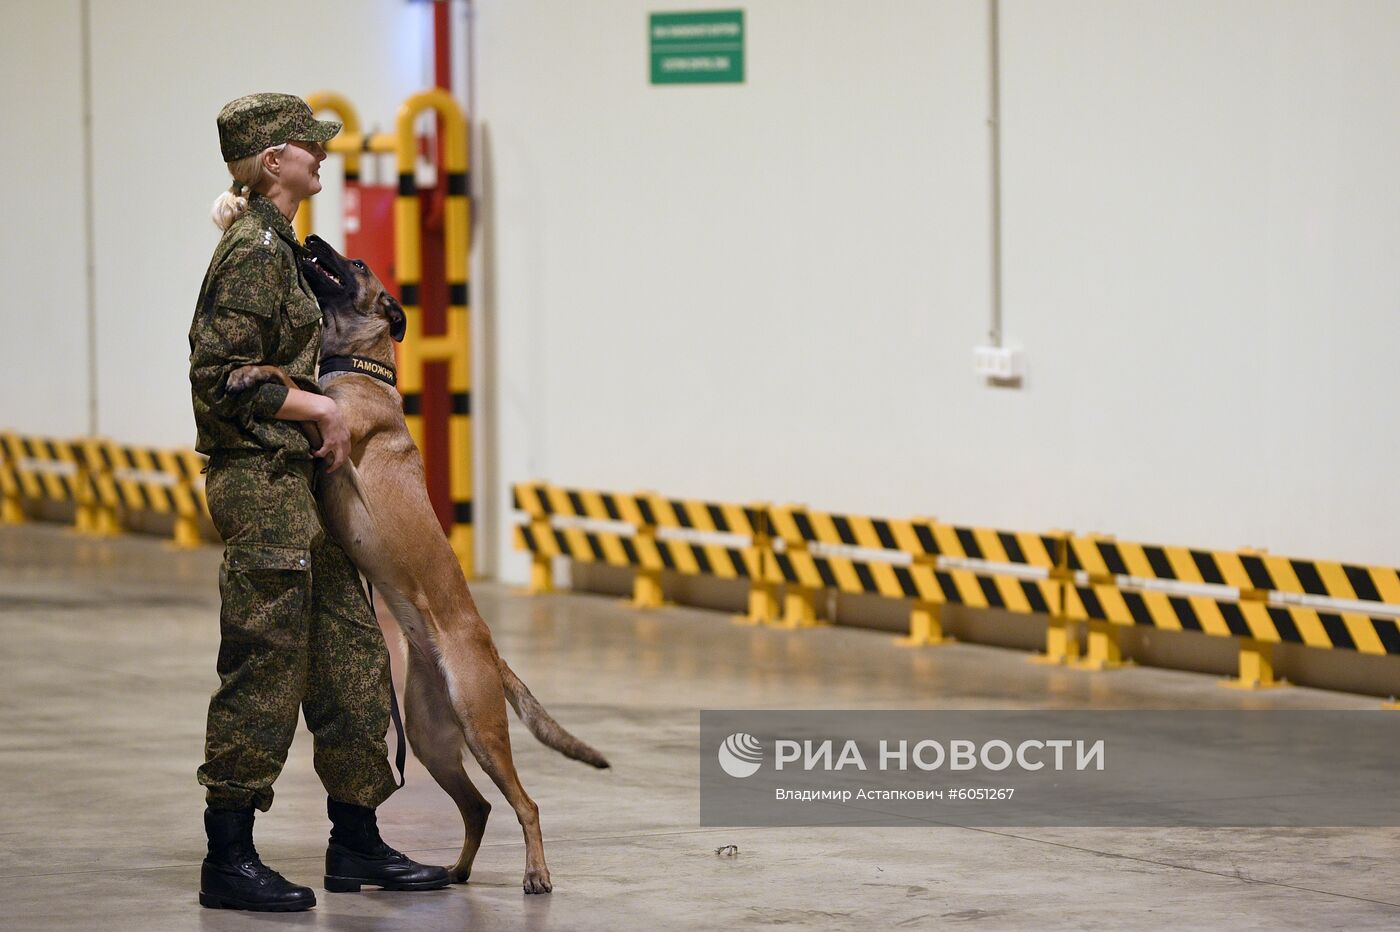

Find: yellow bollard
512;484;555;595
528;557;555;595
896;599;954;647
301;89;474;574
1219;573;1285;690
766;514;830;629
77;438;121;536
1069;535;1127;671
1031;612;1080;665
171;491;203;548
0;433;29;523
73;461;97;533
0;484;24;523
162;449;203;548
628;522;666;609
735;506;779;625
392;89;473;575
774;585;827;629
297;91;365;241
0;469;25;524
1030;538;1079;665
1074;619;1130;671
1220;638;1286;690
739;581;780;625
782;586;818;626
526;516;555;595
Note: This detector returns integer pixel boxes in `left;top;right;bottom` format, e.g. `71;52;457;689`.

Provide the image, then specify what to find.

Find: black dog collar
320;355;397;387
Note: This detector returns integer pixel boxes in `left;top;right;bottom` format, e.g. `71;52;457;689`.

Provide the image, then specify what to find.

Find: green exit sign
650;10;745;85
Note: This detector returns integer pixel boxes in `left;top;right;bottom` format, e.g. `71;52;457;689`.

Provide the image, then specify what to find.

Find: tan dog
228;235;608;894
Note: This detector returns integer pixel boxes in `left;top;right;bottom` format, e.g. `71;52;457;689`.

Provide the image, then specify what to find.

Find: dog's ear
381;293;406;342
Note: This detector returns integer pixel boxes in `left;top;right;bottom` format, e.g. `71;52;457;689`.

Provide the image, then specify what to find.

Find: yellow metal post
897;599;953;647
1032;612;1080;665
1076;619;1127;670
296;92;364;242
171;508;202;548
897;548;952;646
770;525;829;629
1221;638;1282;689
73;459;97;533
735;506;779;625
629;557;665;607
0;433;27;524
155;449;203;548
778;585;819;628
1069;534;1128;671
527;518;555;595
513;483;555;595
81;438;121;536
1220;557;1286;690
628;499;666;609
1031;533;1079;665
393;89;473;575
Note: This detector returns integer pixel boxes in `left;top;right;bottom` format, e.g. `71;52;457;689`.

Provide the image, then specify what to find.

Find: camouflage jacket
188;195;323;458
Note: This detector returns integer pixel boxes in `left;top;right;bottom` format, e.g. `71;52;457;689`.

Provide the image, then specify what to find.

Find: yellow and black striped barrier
512;481;1400;700
512;486;1074;648
512;483;648;593
0;437;23;524
1;433;85;525
1;432;207;547
511;482;772;618
910;521;1071;662
766;505;1069;647
1067;534;1400;687
639;495;769;618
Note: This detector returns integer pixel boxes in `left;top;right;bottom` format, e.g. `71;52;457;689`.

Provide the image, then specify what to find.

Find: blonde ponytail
209;143;287;231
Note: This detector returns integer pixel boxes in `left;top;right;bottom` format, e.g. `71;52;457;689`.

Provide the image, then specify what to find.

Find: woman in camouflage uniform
188;93;449;912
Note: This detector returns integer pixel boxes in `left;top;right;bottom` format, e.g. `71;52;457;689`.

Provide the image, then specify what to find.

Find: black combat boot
324;798;451;892
199;807;317;912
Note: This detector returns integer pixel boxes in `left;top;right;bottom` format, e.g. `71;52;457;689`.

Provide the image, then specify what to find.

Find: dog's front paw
522;867;552;894
225;365;266;394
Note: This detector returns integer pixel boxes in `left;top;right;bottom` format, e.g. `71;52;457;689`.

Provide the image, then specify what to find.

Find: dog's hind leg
403;641;492;884
432;624;553;894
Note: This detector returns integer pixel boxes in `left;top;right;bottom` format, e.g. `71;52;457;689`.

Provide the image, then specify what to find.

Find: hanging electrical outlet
973;345;1025;381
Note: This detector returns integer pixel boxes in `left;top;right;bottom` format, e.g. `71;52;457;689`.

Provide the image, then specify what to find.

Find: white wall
476;0;1400;580
999;0;1400;561
87;0;431;447
0;0;433;448
0;0;89;437
476;0;992;579
4;1;1398;580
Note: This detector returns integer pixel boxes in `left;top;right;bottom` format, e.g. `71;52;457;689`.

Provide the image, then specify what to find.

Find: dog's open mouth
302;253;343;288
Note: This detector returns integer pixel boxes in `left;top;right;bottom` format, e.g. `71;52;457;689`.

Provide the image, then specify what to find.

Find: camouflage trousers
197;453;398;812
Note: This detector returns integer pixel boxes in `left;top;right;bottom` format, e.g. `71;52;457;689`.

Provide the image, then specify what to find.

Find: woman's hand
310;395;351;473
274;389;352;472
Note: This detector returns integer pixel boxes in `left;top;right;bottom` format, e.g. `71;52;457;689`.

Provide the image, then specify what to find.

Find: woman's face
274;139;327;200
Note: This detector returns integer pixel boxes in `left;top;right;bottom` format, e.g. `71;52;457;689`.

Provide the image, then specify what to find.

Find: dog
227;235;608;894
224;367;375;514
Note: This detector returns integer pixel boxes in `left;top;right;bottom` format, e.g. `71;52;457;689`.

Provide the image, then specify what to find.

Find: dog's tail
498;660;610;769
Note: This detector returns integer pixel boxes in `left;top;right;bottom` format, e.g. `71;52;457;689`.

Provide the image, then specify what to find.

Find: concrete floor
2;523;1398;931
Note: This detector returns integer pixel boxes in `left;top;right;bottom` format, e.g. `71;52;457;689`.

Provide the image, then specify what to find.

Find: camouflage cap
217;93;342;162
